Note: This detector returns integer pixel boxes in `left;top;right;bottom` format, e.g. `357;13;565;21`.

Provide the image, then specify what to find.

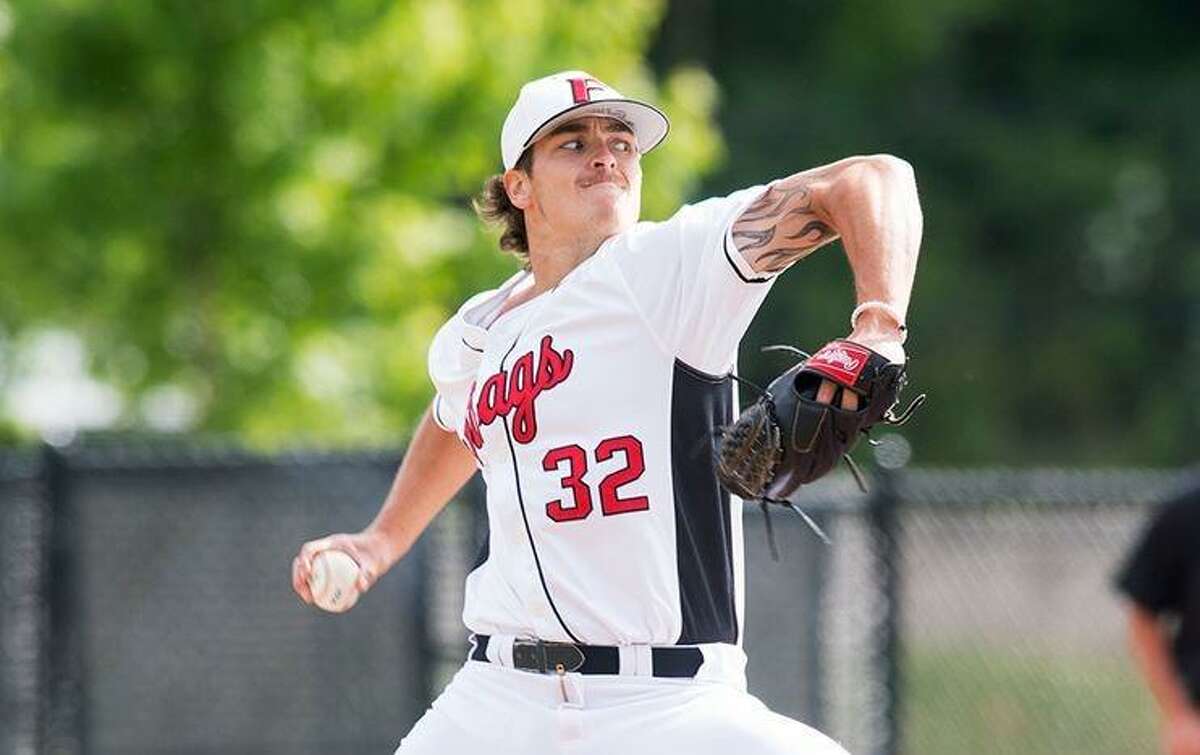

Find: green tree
0;0;722;445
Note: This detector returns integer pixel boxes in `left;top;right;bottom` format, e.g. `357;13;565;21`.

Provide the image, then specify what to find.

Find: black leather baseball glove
717;339;924;505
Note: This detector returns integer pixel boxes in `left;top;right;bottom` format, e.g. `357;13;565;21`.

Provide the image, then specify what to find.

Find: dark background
652;0;1200;465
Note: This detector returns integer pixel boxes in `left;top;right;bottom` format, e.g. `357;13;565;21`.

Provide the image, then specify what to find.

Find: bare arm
1128;602;1200;755
363;406;479;562
732;154;923;349
292;404;478;603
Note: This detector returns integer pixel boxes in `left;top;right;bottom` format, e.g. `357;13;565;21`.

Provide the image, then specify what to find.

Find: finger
292;555;313;603
816;380;837;405
356;566;375;593
332;543;370;592
841;389;860;411
346;547;382;593
297;536;337;569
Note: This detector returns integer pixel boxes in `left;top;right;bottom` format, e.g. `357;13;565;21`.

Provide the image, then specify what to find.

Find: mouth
579;171;627;189
580;179;625;191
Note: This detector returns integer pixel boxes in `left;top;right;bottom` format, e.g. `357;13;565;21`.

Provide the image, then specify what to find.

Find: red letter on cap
568;78;603;104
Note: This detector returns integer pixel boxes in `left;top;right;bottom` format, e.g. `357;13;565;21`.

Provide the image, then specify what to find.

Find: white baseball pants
393;661;850;755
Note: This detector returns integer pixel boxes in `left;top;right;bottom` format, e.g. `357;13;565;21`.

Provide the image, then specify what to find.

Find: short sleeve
1114;495;1195;614
606;184;787;374
427;271;532;432
427;315;482;434
427;284;514;433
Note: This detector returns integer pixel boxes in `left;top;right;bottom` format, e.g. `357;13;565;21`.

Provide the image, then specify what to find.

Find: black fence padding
61;448;427;755
0;450;45;755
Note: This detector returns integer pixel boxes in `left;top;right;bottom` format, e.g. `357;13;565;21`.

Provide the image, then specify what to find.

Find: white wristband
850;300;908;342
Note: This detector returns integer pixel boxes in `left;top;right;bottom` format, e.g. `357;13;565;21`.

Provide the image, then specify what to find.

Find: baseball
308;549;362;613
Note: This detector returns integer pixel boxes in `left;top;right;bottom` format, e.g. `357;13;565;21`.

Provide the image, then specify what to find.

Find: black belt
469;634;703;678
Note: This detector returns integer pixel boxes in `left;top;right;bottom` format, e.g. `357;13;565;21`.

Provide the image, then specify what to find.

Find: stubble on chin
588;197;635;237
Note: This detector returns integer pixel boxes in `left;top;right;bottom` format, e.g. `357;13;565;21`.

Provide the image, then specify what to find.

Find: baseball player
292;70;922;755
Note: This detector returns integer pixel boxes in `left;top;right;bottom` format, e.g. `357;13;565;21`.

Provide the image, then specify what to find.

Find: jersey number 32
542;435;648;522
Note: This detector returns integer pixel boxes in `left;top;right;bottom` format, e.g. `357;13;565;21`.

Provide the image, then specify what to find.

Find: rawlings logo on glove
716;339;925;505
806;342;870;383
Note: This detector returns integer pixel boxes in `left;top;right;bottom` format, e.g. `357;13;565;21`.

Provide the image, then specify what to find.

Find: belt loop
633;645;653;677
489;634;516;668
617;645;636;676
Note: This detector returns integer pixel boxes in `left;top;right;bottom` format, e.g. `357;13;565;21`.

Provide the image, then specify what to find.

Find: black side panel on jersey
471;514;490;573
671;359;738;645
465;475;491;574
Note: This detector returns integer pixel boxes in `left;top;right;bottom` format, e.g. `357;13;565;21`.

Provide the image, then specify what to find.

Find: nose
590;141;617;169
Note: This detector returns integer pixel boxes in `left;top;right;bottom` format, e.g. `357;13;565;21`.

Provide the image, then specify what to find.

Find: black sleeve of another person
1114;492;1198;615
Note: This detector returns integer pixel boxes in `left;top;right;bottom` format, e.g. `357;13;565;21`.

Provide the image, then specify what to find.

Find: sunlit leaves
0;0;721;445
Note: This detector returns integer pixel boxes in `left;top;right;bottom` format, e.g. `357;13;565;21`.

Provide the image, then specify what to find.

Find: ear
503;169;533;210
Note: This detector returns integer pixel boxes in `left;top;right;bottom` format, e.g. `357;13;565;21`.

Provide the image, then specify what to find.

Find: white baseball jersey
427;185;790;660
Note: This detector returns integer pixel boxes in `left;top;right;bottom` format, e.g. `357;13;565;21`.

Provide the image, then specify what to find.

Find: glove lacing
726;364;833;559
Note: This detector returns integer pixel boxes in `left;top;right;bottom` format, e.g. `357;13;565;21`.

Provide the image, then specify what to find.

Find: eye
561;139;583;151
612;139;635;153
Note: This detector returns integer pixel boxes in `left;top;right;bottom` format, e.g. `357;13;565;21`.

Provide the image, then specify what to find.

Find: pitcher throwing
292;70;923;755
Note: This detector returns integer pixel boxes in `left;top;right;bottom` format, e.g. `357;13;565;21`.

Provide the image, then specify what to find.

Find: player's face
523;117;642;243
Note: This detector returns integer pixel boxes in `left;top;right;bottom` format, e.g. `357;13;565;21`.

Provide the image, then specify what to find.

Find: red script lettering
463;335;574;449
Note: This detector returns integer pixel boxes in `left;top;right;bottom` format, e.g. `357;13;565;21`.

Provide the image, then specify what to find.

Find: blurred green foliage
653;0;1200;465
1;0;1197;464
0;417;20;447
0;0;720;445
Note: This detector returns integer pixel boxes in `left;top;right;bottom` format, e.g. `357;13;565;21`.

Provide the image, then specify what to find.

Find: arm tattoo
732;182;838;273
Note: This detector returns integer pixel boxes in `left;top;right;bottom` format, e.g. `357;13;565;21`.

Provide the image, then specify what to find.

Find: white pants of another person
394;661;849;755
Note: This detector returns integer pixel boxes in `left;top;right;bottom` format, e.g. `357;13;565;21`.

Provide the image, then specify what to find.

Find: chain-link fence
812;467;1194;755
0;442;1191;754
887;469;1192;755
1;444;448;755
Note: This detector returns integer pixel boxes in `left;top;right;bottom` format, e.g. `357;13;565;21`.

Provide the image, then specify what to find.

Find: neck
525;227;611;293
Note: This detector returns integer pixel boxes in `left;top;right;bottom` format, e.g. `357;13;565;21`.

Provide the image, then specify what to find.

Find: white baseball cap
500;70;670;170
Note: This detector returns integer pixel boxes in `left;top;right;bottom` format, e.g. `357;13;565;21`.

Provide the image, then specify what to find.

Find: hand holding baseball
307;549;361;612
291;530;396;612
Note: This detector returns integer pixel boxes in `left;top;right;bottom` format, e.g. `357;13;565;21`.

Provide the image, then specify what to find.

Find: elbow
848;154;917;193
824;154;919;213
869;153;916;178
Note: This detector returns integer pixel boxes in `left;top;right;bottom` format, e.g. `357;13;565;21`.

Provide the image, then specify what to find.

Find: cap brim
523;99;670;160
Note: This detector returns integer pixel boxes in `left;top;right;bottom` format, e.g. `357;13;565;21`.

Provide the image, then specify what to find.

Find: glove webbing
727;369;835;558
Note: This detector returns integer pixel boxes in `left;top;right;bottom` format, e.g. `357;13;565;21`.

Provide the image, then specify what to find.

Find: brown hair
472;149;535;264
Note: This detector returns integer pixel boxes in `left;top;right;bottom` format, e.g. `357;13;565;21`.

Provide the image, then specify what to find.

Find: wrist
849;311;908;365
851;310;906;341
847;334;905;364
850;301;907;343
361;522;409;568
